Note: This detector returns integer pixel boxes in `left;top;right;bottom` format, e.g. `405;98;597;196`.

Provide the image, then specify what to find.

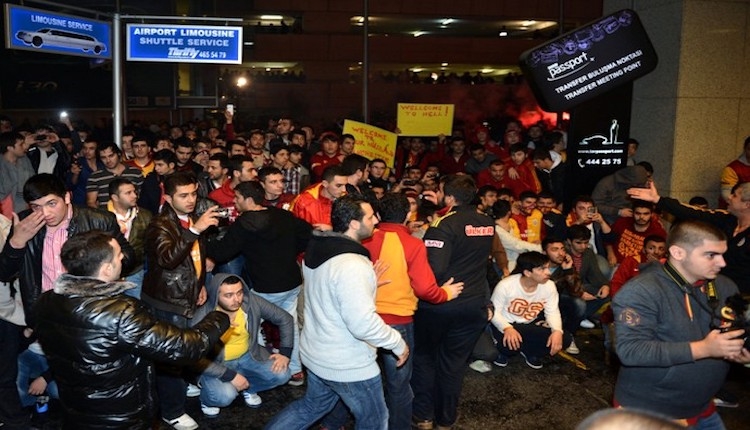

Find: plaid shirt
284;166;301;195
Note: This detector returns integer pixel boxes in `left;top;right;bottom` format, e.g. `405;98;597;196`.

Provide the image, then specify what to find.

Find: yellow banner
397;103;455;136
343;120;398;168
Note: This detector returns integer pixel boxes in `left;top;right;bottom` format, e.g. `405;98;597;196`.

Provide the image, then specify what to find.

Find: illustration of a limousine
16;28;106;54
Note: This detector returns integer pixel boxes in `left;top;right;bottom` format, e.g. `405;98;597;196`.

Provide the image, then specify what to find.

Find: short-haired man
310;133;344;181
465;143;497;177
194;274;293;417
107;178;152;299
227;139;248;157
605;200;667;266
367;158;389;190
0;132;34;214
208;155;257;221
512;191;545;244
67;138;104;206
138;149;177;214
258;167;295;209
532;147;567;206
439;137;469;175
477;159;511;190
173;137;203;175
33;230;229;429
505;143;542;199
537;191;567;241
266;195;408;429
290;164;348;230
341;153;370;197
123;136;155;177
613;220;750;427
86;141;144;208
567;225;610;327
141;172;223;429
362;193;463;429
413;174;495;429
207;180;311;386
628;181;750;295
543;237;586;355
247;132;271;169
200;153;229;196
340;133;356;156
566;195;614;273
0;174;135;428
489;251;569;369
284;145;310;195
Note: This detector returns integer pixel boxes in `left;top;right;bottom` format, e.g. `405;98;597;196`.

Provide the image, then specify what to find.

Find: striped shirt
86;166;144;208
42;206;72;292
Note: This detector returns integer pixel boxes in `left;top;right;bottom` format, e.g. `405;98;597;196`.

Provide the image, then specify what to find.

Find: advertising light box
519;9;657;112
126;24;243;64
4;4;112;59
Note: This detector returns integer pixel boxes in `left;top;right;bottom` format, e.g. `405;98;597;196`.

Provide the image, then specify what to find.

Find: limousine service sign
126;24;243;64
519;9;657;112
4;4;112;59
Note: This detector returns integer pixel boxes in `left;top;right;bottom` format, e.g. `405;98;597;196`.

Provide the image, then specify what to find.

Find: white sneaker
580;319;595;329
566;339;580;355
200;403;220;417
242;391;262;408
186;383;201;398
162;413;199;430
468;360;492;373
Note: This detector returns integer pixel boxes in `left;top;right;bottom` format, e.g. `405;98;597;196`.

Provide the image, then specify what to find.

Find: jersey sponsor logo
424;239;444;248
507;298;545;321
465;225;495;236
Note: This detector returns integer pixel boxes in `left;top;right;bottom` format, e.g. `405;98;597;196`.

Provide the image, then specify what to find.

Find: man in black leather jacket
0;173;136;429
141;171;222;429
33;230;229;430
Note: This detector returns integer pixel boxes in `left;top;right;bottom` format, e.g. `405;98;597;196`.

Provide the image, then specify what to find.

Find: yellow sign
397;103;455;136
343;120;398;168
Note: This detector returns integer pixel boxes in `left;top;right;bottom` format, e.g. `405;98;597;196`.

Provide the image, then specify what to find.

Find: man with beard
265;195;407;429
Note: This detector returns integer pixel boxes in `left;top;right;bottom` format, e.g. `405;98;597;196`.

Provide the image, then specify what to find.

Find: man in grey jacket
613;220;750;427
194;273;293;417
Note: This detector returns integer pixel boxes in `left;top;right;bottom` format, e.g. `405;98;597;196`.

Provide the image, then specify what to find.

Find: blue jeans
264;371;388;430
149;307;190;420
123;268;144;299
692;411;726;430
251;287;301;374
322;323;414;430
16;349;59;407
199;350;290;407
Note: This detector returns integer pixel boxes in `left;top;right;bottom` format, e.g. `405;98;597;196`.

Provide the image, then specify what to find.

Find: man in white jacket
265;195;408;430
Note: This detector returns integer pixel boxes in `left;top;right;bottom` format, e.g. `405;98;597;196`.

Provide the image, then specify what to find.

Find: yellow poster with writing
397;103;454;136
343;120;398;168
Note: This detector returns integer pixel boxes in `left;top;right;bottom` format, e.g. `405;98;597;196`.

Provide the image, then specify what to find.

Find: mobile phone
60;111;68;119
226;104;234;115
587;206;597;216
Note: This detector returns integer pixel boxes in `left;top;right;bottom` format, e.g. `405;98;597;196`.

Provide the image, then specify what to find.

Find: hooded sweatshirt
300;231;406;383
193;273;294;383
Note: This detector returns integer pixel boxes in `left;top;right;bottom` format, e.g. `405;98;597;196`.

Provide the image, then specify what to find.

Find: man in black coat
34;230;229;429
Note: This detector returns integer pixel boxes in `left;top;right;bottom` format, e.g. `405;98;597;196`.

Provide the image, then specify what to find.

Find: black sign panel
519;9;657;112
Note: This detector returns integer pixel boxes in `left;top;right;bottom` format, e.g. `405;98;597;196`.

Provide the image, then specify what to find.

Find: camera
587;206;597;216
717;293;750;350
215;208;232;218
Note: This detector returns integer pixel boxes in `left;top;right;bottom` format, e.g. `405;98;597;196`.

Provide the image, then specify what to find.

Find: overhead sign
4;4;111;59
343;120;398;167
126;24;242;64
397;103;454;136
519;9;657;112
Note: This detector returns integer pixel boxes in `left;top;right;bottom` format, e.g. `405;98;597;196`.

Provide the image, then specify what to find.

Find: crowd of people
0;109;749;430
